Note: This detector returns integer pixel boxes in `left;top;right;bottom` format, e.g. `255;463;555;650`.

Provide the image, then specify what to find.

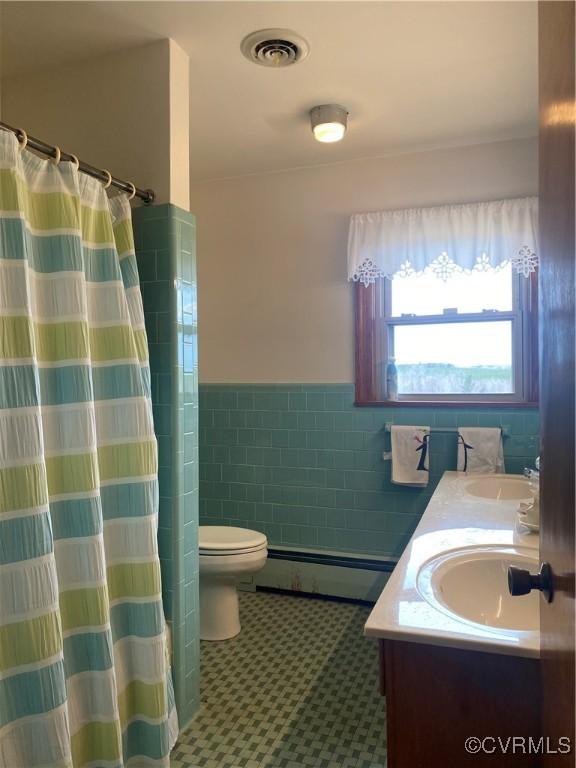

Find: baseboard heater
247;547;397;602
267;547;397;573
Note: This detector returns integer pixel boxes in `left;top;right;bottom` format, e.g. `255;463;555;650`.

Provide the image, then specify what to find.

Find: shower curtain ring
127;182;136;201
52;146;61;164
102;169;112;189
16;129;28;150
69;153;80;170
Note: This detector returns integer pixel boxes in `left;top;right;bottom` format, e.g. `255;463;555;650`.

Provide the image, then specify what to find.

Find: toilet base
200;579;241;641
199;544;267;641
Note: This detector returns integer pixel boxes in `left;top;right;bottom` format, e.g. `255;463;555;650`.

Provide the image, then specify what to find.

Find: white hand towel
391;425;430;486
457;427;505;474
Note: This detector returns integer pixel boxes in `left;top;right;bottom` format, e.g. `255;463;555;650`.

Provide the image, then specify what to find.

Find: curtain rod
0;121;154;205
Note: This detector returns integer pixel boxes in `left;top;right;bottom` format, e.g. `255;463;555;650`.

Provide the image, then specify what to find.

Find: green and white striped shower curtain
0;130;177;767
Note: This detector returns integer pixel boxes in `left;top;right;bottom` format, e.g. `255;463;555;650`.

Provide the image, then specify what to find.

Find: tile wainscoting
199;384;539;559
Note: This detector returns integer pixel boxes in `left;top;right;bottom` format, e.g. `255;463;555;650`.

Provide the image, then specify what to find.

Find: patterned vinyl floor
171;591;387;768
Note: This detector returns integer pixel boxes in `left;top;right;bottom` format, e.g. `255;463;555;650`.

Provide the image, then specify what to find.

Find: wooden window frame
354;271;539;407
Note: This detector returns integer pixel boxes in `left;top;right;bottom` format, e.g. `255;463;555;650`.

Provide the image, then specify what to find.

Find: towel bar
383;423;510;438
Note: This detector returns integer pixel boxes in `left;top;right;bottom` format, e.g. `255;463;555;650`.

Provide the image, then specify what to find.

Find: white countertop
365;471;540;658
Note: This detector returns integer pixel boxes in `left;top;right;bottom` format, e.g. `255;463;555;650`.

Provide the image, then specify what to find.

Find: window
354;266;538;406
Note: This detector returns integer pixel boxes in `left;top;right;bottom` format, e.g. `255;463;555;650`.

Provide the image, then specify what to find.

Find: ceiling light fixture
310;104;348;143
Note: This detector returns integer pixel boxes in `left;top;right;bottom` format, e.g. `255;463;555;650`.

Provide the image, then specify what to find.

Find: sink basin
417;547;539;632
465;475;532;501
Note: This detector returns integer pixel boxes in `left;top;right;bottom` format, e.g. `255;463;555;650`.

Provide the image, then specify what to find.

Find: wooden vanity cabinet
381;639;542;767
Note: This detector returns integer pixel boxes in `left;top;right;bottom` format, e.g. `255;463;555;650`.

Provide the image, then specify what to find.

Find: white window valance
347;196;538;286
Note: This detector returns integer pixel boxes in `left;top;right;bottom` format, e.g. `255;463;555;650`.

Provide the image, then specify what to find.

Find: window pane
390;266;513;316
393;321;513;394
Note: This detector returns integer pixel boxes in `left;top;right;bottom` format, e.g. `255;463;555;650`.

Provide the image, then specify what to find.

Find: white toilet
199;526;268;641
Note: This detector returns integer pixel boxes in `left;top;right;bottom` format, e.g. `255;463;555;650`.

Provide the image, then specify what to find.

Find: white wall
190;137;538;384
2;39;189;208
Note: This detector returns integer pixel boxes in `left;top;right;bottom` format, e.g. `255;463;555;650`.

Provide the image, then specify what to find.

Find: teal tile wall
133;204;199;728
199;384;539;558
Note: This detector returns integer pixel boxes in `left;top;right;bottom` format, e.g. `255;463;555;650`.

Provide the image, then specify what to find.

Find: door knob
508;562;553;603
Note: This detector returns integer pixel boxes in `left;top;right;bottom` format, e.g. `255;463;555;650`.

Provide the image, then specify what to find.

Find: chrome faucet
523;456;540;481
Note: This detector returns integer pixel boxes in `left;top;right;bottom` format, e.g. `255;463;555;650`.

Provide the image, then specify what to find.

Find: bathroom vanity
365;472;541;767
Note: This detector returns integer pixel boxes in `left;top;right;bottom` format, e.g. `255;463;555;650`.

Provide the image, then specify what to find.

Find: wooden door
539;2;575;764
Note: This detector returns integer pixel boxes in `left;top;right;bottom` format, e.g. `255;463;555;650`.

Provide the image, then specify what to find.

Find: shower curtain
0;130;177;767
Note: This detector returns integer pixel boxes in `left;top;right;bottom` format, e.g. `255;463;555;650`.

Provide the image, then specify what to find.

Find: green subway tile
237;392;255;410
149;342;171;372
229;410;247;428
205;392;222;410
260;522;282;540
254;503;273;521
263;486;284;504
238;428;256;444
157;526;172;561
288;430;308;448
307;431;326;450
333;413;354;432
316;488;336;507
289;393;306;410
261;411;283;429
258;393;290;411
273;505;309;526
153;404;171;437
299;527;319;547
262;448;282;466
523;411;540;434
281;525;302;545
213;446;230;464
316;450;335;469
297;487;318;506
271;467;307;485
135;250;157;283
145;280;172;312
297;413;316;430
324;470;347;490
246;411;264;428
353;411;375;431
343;432;366;450
279;412;299;429
271;430;291;448
315;413;334;431
327;508;348;529
246;484;264;502
433;410;458;427
229;483;247;501
324;393;347;411
157;312;171;343
308;507;327;527
222;500;238;518
236;501;256;521
333;451;356;470
229;446;247;464
200;463;221;482
253;430;272;447
246;447;265;465
157;467;172;498
157;435;172;467
198;384;539;559
213;410;230;428
306;393;325;410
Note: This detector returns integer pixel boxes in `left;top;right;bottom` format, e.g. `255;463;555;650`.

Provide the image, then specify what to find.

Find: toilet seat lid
199;526;267;553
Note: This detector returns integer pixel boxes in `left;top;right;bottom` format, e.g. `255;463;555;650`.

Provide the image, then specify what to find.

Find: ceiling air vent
241;29;310;68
